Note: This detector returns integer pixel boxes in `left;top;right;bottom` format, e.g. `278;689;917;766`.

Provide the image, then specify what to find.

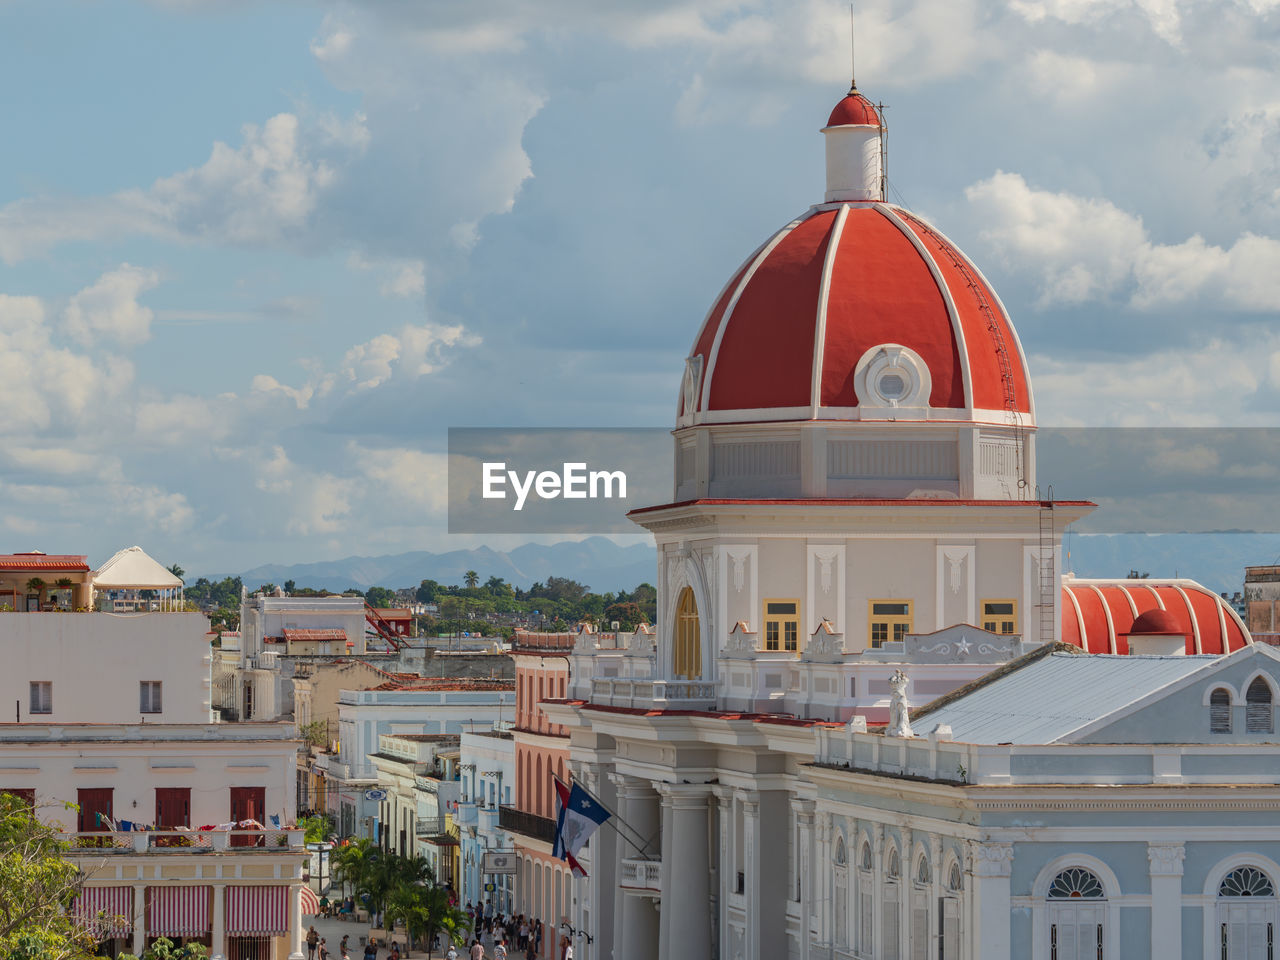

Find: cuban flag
552;778;609;877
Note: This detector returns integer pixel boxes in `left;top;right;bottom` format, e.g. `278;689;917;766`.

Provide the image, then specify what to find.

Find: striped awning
76;886;133;936
148;886;211;936
300;885;320;916
226;886;290;936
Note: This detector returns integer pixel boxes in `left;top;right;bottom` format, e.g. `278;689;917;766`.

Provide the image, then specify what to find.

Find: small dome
1129;608;1185;635
826;90;880;128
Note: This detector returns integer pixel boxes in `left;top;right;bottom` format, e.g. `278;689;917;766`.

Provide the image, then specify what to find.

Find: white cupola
822;84;884;203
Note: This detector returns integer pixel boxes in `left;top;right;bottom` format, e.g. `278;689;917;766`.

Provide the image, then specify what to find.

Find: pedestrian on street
470;938;485;960
307;926;320;960
319;939;330;960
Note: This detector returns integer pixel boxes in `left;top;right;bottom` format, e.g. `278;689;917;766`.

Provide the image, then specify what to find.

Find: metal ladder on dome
1039;486;1056;645
899;210;1028;491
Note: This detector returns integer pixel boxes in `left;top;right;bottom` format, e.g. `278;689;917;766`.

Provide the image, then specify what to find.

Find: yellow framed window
763;600;801;652
981;599;1017;635
868;600;913;649
675;586;701;678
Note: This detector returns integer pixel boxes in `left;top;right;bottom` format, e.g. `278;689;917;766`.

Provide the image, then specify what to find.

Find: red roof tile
282;628;348;643
0;553;90;572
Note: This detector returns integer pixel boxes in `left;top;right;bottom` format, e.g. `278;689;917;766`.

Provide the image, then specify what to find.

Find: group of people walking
456;899;572;960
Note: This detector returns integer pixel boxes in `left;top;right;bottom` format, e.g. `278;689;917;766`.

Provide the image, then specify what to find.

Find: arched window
1247;678;1273;734
1218;866;1276;959
942;862;963;959
858;842;874;955
674;587;701;679
1047;868;1105;899
1210;687;1232;734
912;856;932;960
1047;868;1105;960
834;836;849;948
1220;867;1275;898
883;846;901;959
916;856;931;885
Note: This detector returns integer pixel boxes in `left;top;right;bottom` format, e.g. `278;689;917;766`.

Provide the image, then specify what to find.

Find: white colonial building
539;80;1257;960
0;597;308;960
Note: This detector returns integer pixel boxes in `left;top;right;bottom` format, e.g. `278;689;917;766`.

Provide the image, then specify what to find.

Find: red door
230;787;266;847
156;787;191;828
77;788;113;832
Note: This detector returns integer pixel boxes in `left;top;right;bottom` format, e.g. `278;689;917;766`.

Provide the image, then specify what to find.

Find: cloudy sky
2;0;1279;574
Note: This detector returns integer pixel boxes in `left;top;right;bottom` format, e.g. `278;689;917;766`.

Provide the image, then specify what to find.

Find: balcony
453;802;479;828
60;829;306;853
589;678;716;710
498;805;556;845
619;857;661;893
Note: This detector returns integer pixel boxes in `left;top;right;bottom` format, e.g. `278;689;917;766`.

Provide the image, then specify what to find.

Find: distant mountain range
210;533;1280;598
219;537;658;595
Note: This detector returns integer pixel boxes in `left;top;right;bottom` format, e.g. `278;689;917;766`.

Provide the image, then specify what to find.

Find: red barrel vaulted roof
680;202;1034;425
1061;578;1251;655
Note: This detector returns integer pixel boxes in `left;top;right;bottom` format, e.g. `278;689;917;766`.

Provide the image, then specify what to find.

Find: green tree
463;570;479;589
284;579;296;594
416;579;441;603
297;814;334;844
120;936;208;960
604;601;648;631
365;586;396;608
167;563;185;581
24;578;47;608
299;720;328;750
0;795;99;960
385;882;469;957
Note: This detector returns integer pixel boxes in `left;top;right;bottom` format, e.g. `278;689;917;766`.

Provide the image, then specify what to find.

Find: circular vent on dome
855;344;932;414
877;373;907;400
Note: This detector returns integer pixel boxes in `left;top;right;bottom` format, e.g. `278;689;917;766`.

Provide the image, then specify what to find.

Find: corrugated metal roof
918;653;1216;744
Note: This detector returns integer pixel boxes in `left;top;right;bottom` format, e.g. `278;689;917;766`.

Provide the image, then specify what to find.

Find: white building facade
1;606;307;959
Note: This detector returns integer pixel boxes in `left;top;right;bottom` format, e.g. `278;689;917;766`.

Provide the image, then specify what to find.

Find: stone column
971;842;1014;960
288;882;305;959
131;883;146;957
611;775;659;960
1148;842;1185;959
583;766;617;960
657;784;712;960
210;883;226;959
711;786;734;960
792;799;815;960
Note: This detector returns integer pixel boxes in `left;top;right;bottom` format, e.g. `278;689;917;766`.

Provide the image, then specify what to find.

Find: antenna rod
849;4;856;90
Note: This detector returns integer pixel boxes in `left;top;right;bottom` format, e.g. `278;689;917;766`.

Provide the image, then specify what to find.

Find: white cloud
342;322;480;389
250;444;355;534
1032;331;1279;427
349;443;450;513
966;171;1280;310
63;264;159;344
0;113;349;262
346;252;426;298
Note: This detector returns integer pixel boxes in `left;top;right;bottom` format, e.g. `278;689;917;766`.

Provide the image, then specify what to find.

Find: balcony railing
60;829;306;852
619;857;661;892
498;805;556;845
590;678;716;710
414;816;451;837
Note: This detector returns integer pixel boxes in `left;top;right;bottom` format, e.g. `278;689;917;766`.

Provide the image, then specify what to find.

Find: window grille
1247;678;1273;734
1219;866;1275;898
1210;688;1232;734
1047;868;1104;899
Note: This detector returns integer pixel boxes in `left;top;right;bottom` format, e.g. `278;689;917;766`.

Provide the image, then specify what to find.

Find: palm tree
25;578;47;609
464;570;479;590
386;882;469;957
168;563;185;581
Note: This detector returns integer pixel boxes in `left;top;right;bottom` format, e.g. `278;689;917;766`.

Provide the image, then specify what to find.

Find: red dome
826;91;880;127
681;204;1034;424
1061;580;1251;655
1128;608;1185;635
